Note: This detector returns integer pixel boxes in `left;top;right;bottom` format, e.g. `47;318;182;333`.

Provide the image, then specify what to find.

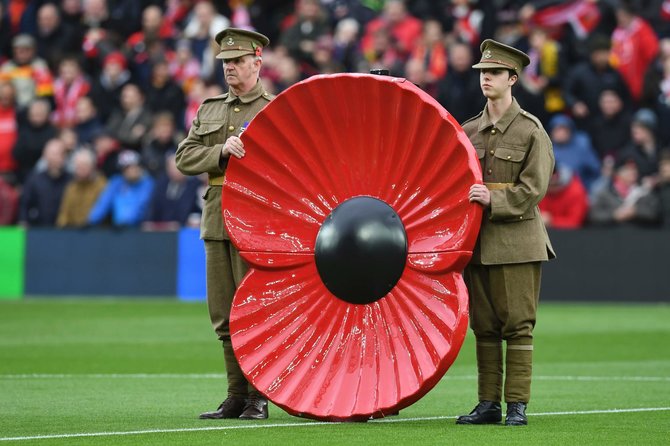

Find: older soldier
457;39;555;426
176;28;273;420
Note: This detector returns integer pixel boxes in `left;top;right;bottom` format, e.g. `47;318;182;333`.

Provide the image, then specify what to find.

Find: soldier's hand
469;184;491;207
221;136;245;159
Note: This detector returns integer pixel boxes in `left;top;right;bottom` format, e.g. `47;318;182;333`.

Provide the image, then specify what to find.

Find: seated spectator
12;98;58;183
0;173;18;225
618;108;660;180
88;51;132;123
74;96;104;146
141;112;180;177
88;150;154;227
589;156;660;226
169;38;201;94
35;2;81;69
436;41;484;124
279;0;331;70
52;56;91;129
549;114;601;193
105;83;153;151
182;0;230;82
641;37;670;148
332;17;362;73
18;138;71;226
539;165;589;229
0;33;54;110
91;130;122;178
56;149;106;227
361;0;422;61
657;150;670;228
125;4;175;85
144;59;186;127
408;19;447;90
143;152;201;230
562;34;630;130
0;81;18;181
590;89;632;159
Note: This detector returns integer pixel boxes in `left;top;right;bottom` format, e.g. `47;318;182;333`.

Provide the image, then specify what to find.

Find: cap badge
483;50;492;59
227;37;234;46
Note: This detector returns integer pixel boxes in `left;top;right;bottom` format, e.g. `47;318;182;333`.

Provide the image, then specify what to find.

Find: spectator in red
446;0;483;47
91;130;122;179
126;4;174;85
0;34;53;110
279;0;331;70
410;19;447;85
12;98;57;183
360;25;404;76
169;39;201;94
539;164;589;229
52;56;91;129
0;81;18;181
19;138;71;226
361;0;422;61
611;1;659;103
88;51;132;122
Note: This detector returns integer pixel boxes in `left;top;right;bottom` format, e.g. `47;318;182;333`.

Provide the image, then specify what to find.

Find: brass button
489;150;494;155
228;125;235;131
487;169;492;174
519;216;523;220
491;129;496;134
507;155;511;160
234;107;240;112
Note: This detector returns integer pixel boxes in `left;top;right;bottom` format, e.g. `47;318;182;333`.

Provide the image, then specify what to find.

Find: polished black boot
456;401;502;425
505;402;527;426
239;394;269;420
199;396;247;419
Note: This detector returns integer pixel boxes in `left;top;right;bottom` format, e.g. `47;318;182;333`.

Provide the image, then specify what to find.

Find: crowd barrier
0;227;668;302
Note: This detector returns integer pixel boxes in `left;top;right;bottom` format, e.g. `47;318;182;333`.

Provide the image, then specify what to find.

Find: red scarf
52;75;90;128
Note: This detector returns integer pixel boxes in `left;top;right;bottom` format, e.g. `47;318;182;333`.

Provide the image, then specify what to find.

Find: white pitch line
1;407;669;442
1;374;669;382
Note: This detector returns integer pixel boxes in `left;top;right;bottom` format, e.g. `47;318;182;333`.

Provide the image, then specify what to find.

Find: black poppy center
315;196;408;305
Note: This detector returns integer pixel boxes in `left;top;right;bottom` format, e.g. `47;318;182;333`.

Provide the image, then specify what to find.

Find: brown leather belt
484;182;515;190
208;174;225;186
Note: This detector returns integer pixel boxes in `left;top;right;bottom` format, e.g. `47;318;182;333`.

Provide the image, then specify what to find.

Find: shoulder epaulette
202;93;229;104
460;110;483;127
518;109;543;128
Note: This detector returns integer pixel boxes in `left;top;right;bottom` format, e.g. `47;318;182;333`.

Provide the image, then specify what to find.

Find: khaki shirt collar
477;97;521;134
225;80;266;104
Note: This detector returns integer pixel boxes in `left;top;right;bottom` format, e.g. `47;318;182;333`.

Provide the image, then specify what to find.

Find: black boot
505;402;527;426
456;401;502;425
199;396;247;419
239;394;269;420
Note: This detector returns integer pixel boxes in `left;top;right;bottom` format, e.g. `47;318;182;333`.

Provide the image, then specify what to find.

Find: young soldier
457;39;555;426
176;28;274;420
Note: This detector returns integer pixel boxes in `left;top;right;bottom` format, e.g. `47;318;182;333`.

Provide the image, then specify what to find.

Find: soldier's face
479;68;516;100
223;55;261;93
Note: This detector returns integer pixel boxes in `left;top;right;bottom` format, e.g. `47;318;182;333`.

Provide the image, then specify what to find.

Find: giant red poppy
222;73;482;422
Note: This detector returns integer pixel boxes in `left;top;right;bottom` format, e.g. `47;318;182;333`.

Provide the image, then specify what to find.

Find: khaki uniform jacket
462;98;556;265
176;81;273;240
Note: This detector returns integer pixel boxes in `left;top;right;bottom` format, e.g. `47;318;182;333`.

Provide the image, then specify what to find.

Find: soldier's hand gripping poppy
222;73;483;421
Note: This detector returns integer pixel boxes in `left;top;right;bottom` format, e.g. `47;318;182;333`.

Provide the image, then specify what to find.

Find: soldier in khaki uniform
456;39;555;426
176;28;274;420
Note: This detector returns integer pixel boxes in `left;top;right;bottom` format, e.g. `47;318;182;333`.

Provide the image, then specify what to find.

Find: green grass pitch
0;299;668;445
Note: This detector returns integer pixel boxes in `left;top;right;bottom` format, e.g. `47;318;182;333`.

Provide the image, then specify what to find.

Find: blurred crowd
1;0;670;230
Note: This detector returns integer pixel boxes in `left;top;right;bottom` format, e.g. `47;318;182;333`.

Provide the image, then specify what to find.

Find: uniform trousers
464;262;541;403
204;239;255;397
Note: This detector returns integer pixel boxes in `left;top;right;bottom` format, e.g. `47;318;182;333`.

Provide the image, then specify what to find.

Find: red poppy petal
222;73;481;254
230;252;468;421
